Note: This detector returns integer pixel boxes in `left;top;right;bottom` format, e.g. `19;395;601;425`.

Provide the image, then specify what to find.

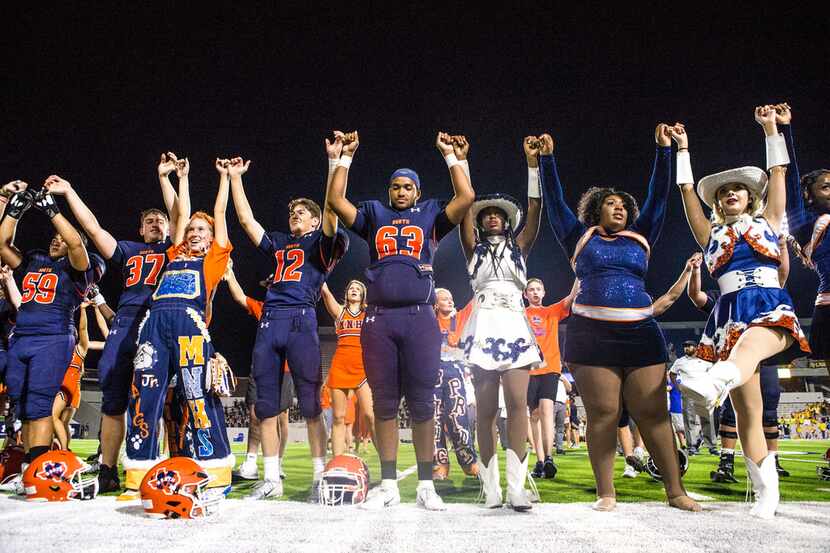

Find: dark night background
3;6;828;376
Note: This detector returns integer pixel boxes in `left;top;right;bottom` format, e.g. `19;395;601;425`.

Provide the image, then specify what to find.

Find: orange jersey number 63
375;225;424;260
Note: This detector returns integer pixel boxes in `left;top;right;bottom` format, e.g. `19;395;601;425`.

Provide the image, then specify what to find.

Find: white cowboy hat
470;193;523;231
697;166;768;209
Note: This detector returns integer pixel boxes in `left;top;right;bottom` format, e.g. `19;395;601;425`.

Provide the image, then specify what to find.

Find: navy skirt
564;314;668;368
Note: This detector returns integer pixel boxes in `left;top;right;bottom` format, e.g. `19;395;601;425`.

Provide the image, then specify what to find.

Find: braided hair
469;207;524;280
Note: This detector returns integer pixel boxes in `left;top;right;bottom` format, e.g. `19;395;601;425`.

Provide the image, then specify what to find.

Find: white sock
381;478;398;491
633;447;645;457
245;453;257;464
722;448;735;455
417;479;435;491
312;456;325;481
263;456;280;482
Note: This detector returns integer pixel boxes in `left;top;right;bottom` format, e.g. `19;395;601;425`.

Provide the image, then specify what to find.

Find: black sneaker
98;464;121;493
625;455;646;473
709;447;720;456
556;448;565;455
531;460;544;478
543;456;557;479
710;452;738;483
775;456;790;477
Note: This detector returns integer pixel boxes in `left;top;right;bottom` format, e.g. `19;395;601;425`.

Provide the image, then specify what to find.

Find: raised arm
321;131;346;238
172;157;191;245
652;255;695;317
0;180;27;220
538;134;584;256
437;132;475;225
563;277;579;312
87;284;114;324
516;135;544;257
227;155;265;246
222;260;249;311
44;178;118;258
327;131;360;228
0;185;32;269
773;104;807;245
0;265;21;310
452;136;476;260
93;304;111;336
37;178;89;271
758;105;788;233
778;234;790;287
158;153;181;232
685;252;709;309
213;159;231;248
671;124;710;248
77;302;90;357
320;282;344;320
631;124;673;245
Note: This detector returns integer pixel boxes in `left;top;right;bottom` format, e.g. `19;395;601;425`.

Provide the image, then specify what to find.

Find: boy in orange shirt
525;278;575;478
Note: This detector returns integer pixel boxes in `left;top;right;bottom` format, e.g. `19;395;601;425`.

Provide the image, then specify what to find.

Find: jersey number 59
375;225;424;260
21;272;59;304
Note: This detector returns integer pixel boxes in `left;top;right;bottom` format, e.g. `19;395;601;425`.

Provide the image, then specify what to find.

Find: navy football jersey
109;239;172;310
350;199;454;306
259;228;349;309
14;250;105;336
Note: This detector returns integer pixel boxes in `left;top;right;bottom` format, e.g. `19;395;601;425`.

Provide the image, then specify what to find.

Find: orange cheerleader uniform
326;307;366;390
59;347;84;409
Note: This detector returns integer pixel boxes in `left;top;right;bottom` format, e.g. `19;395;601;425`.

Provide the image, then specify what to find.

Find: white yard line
396;464;418;481
685;491;715;501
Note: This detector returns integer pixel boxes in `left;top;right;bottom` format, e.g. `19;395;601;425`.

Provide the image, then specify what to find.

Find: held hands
34;178;62;218
0;180;27;199
215;158;231;176
687;252;703;270
43;175;72;195
325;130;346;160
451;135;469;161
227;157;251;177
754;105;778;135
341;131;359;157
7;189;35;219
538;134;554;155
668;123;688;150
774;103;792;125
655;123;671;147
158;153;178;177
523;136;541;166
436;132;455;157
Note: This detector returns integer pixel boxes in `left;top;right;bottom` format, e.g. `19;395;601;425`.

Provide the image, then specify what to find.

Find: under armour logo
410;207;421;212
260;321;270;328
365;316;375;323
110;328;119;335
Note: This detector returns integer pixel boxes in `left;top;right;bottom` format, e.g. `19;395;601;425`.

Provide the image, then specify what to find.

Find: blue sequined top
539;147;672;310
783;124;830;293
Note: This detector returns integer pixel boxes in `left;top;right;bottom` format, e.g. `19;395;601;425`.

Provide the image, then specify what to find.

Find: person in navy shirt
231;138;348;500
326;131;474;510
43;153;183;492
0;177;104;470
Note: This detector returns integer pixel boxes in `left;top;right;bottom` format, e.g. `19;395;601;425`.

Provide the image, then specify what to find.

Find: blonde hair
710;184;764;225
343;279;367;308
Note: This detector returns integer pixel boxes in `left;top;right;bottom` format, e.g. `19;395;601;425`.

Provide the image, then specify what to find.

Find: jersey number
21;272;59;304
273;249;305;283
125;254;165;287
375;225;424;260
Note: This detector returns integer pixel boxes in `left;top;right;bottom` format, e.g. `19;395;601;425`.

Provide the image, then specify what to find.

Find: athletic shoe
625;455;646;473
775;456;790;477
543;456;557;479
416;485;447;511
709;447;720;455
622;463;638;478
531;460;544;479
361;482;401;510
308;480;321;503
686;446;699;456
556;448;566;455
85;453;101;473
245;479;283;500
0;474;22;493
97;464;121;493
116;489;140;502
234;461;259;480
710;452;738;483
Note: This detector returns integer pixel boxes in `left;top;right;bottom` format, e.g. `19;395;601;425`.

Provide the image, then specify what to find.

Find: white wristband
527;166;541;198
336;156;353;169
444;153;461;169
676;151;694;185
765;134;789;169
458;159;471;179
92;293;106;306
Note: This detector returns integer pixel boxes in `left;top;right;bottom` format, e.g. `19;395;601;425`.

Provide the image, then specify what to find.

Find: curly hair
576;187;640;229
801;169;830;207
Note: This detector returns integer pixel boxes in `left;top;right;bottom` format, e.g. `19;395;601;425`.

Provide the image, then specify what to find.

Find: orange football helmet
318;454;370;506
0;444;24;485
23;450;98;501
140;457;220;518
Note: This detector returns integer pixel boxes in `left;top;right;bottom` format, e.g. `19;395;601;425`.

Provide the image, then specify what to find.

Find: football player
326;131;474;509
45;153;182;492
231;137;348;500
0;178;104;473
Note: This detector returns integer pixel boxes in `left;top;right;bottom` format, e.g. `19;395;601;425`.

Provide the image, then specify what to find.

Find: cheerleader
539;124;699;512
673;107;810;518
320;280;374;457
456;135;543;511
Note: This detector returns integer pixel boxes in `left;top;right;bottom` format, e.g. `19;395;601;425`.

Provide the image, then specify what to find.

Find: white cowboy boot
505;449;532;512
477;454;502;508
745;454;779;519
678;360;741;415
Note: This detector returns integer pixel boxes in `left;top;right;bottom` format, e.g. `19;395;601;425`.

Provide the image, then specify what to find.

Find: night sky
4;6;828;374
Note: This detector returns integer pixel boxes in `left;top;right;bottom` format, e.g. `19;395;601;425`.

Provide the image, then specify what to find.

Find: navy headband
389;168;420;189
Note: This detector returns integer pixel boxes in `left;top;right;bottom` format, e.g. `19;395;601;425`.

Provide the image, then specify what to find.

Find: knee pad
409;400;434;424
719;402;736;427
764;429;780;440
720;429;738;440
762;411;779;429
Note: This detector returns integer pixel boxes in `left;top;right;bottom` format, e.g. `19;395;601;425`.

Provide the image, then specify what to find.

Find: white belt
474;288;525;312
572;303;653;322
717;267;779;295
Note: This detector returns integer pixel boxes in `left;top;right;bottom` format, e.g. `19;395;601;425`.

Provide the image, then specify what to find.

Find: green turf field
63;438;830;503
